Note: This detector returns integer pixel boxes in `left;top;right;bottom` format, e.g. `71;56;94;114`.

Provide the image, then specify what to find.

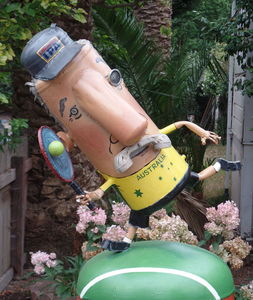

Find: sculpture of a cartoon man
21;25;240;251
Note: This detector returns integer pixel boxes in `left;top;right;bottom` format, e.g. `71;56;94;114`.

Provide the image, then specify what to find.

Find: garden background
0;0;252;299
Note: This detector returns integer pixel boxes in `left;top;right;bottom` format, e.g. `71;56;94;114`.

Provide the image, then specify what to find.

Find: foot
217;158;241;171
101;239;130;252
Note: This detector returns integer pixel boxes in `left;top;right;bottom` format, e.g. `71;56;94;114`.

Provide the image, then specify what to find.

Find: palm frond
93;8;162;115
208;54;228;83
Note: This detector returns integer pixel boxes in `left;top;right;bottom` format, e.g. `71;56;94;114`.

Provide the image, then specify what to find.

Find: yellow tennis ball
48;141;65;156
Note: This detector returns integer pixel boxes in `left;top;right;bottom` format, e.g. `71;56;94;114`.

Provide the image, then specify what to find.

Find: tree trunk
134;0;172;58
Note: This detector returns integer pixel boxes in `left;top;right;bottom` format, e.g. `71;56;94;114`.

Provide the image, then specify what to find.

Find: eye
70;106;78;116
108;69;122;87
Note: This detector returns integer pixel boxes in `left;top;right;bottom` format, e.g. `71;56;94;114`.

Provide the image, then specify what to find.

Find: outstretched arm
174;121;221;145
76;177;114;205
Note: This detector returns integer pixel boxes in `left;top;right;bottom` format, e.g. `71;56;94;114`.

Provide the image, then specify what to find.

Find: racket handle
69;181;96;210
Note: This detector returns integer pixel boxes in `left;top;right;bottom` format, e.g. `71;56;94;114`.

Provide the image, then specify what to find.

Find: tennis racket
38;126;95;209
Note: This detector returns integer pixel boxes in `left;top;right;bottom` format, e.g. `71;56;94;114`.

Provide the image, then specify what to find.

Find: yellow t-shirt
100;145;189;211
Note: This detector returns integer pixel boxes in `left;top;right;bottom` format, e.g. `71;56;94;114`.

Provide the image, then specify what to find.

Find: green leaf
204;231;212;241
0;92;9;104
40;0;49;9
17;28;32;40
73;13;86;23
23;6;36;17
5;3;21;13
86;241;99;251
198;240;206;247
55;284;71;297
70;0;78;5
212;241;219;251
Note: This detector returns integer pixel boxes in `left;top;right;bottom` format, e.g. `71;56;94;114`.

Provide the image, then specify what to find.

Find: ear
56;131;74;152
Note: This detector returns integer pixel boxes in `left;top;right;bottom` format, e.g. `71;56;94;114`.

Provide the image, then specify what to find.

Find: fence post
11;156;32;277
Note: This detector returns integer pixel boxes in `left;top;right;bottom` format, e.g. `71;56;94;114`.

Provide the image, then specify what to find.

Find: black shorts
129;209;150;228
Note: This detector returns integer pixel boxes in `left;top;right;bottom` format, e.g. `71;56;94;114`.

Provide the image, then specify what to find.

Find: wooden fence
0;137;32;291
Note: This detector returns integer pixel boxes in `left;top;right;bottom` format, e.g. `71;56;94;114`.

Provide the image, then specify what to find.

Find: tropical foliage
172;0;231;51
0;0;86;150
222;0;253;96
0;0;86;68
92;6;228;172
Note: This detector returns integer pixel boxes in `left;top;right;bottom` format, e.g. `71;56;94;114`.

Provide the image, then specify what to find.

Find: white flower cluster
136;211;198;245
102;225;127;242
205;201;251;270
240;281;253;300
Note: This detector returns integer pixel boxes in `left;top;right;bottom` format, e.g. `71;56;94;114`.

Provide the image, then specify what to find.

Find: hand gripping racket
38;126;95;209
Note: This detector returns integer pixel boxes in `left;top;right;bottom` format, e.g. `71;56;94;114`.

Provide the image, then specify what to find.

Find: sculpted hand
76;188;104;206
200;131;221;145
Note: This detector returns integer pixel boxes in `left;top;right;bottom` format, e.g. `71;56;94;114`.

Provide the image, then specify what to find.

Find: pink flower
91;227;99;234
76;222;87;234
111;203;130;226
205;201;240;236
46;260;57;268
30;250;57;275
34;264;45;275
76;206;107;233
151;209;168;219
136;214;198;245
49;253;56;260
77;206;93;228
92;208;107;225
204;222;223;236
30;251;50;265
102;225;127;241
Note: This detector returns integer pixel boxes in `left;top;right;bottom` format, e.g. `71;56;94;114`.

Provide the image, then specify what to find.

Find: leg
198;165;217;181
125;225;137;241
101;210;149;252
196;159;241;181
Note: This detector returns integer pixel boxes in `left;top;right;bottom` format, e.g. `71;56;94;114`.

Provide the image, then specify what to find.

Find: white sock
213;162;221;172
123;237;132;244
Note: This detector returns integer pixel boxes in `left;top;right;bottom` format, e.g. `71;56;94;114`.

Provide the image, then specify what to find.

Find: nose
73;69;148;146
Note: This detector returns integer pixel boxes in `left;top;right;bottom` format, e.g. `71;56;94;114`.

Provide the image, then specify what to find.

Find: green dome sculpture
76;241;234;300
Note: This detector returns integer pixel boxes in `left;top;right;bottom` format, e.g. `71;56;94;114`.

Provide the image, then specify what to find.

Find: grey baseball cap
21;24;83;80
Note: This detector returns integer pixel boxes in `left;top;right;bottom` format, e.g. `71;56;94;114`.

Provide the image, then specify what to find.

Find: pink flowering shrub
76;203;128;258
30;199;252;299
111;202;131;227
137;210;198;245
201;201;251;270
30;251;57;275
30;252;83;298
76;206;107;234
103;225;127;241
204;201;240;238
76;205;108;255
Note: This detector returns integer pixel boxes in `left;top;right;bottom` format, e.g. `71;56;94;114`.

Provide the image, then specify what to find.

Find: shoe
217;158;241;171
101;239;130;252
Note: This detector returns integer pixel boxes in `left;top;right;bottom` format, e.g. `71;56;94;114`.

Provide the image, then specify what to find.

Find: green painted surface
77;241;234;300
